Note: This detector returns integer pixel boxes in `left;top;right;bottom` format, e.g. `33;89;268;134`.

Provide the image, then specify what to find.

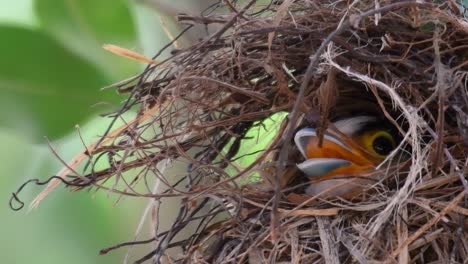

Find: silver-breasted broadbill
294;115;400;197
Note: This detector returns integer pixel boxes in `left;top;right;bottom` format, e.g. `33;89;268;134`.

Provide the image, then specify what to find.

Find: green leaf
0;0;37;27
0;26;117;140
222;112;288;184
35;0;141;79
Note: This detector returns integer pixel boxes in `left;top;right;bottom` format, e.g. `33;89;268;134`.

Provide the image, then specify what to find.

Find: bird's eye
360;130;396;158
372;135;395;155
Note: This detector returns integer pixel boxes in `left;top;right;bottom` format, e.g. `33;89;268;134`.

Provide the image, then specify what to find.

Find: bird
294;115;401;197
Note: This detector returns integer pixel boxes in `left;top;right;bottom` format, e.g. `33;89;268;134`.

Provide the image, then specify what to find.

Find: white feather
333;115;376;135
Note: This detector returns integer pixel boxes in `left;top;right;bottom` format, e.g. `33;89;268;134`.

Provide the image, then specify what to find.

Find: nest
12;0;468;263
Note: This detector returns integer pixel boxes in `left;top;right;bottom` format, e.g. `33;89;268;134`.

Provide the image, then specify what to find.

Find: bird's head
294;115;401;196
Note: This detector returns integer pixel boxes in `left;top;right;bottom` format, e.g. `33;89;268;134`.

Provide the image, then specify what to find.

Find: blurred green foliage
222;112;287;184
35;0;140;79
0;26;111;138
1;0;141;139
0;0;159;263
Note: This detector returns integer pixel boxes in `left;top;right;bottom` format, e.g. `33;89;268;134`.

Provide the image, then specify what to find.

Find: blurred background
0;0;218;263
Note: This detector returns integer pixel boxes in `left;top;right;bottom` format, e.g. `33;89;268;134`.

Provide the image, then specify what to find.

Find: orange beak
294;128;381;181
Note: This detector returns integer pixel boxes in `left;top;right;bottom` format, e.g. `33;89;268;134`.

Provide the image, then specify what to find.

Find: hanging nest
12;0;468;263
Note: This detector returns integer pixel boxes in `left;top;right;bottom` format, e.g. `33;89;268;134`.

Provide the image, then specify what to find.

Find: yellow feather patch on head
357;129;396;159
